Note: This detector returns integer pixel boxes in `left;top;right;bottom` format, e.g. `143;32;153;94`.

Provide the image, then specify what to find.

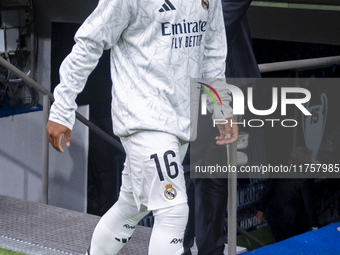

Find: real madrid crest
202;0;209;10
164;184;177;200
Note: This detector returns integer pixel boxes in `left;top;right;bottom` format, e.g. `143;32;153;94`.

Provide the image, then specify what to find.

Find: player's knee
106;195;149;225
154;203;189;228
149;203;188;255
171;203;189;220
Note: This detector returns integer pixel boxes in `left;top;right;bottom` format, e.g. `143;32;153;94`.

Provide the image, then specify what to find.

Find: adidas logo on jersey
159;0;176;12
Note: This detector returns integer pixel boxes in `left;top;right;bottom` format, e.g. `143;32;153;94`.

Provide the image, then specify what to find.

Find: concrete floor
0;195;246;255
0;195;151;255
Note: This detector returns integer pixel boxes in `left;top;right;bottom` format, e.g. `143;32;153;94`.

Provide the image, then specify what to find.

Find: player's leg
121;131;189;255
86;148;150;255
149;133;189;255
149;203;189;255
87;192;149;255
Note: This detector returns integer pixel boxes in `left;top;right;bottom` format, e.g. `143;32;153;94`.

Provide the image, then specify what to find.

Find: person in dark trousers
255;146;319;242
183;110;230;255
183;1;260;254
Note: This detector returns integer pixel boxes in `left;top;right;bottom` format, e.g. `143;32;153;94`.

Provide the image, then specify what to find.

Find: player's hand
215;117;238;145
46;120;71;153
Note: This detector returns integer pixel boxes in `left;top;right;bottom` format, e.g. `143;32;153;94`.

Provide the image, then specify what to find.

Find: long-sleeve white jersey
49;0;232;142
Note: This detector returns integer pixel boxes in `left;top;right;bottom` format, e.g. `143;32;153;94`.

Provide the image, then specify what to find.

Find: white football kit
49;0;232;254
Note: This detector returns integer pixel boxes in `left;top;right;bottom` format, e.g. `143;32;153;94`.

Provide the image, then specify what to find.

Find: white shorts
119;131;188;211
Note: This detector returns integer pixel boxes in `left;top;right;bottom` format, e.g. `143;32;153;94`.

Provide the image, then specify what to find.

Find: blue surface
244;222;340;255
0;104;43;118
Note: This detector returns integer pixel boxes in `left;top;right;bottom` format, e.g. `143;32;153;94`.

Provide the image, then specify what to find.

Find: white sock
89;194;149;255
149;203;189;255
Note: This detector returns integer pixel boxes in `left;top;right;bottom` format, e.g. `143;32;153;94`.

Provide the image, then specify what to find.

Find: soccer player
46;0;238;254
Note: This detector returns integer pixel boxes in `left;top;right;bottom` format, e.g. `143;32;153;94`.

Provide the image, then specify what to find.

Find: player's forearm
49;38;103;130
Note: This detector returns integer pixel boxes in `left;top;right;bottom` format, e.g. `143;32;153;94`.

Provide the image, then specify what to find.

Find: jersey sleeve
49;0;133;130
202;0;227;80
205;80;233;120
201;0;232;120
